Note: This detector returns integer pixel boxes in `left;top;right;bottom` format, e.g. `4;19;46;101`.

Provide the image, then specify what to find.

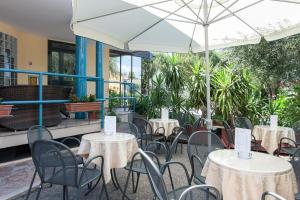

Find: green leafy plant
88;94;96;102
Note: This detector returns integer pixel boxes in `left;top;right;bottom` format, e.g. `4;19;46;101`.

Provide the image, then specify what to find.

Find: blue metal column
38;73;43;126
96;41;104;128
75;36;87;119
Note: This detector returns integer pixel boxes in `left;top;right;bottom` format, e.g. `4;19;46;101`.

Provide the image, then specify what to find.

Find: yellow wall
0;21;110;101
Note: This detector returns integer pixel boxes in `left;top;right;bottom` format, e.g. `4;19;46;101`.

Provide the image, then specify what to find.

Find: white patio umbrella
71;0;300;129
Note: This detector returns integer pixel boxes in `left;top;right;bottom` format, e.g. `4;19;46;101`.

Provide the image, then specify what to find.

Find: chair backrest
293;120;300;143
223;121;235;145
31;140;78;187
235;117;253;130
291;147;300;191
146;141;170;162
133;117;153;136
261;191;287;200
27;125;53;149
178;185;221;200
187;131;225;164
168;130;184;161
116;122;138;137
192;117;205;132
139;149;169;200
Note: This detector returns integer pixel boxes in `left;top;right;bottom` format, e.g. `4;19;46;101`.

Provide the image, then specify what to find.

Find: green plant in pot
65;94;100;114
88;94;99;120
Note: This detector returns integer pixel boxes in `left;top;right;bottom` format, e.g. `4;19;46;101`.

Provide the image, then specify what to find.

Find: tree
225;34;300;96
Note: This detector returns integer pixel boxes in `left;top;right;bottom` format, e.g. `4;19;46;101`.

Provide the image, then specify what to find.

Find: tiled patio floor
1;146;191;200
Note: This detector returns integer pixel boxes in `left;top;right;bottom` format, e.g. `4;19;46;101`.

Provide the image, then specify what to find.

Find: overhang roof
0;0;74;42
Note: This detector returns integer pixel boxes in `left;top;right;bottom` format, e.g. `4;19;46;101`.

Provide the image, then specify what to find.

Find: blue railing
0;68;136;128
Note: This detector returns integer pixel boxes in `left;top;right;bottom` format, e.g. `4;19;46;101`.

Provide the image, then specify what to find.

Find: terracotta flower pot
88;111;98;120
0;105;13;117
65;102;100;112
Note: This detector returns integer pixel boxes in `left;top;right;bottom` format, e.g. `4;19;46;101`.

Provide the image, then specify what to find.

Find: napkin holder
161;108;169;120
104;116;116;136
270;115;278;129
235;128;252;159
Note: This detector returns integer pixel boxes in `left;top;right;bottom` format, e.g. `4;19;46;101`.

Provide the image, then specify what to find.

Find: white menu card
104;116;116;135
270;115;278;129
235;128;252;159
161;108;169;120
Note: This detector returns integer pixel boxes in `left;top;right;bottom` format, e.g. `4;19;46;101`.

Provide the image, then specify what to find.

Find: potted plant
65;94;100;112
0;98;13;117
87;94;99;120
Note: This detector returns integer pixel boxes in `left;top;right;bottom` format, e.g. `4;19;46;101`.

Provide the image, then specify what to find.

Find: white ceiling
0;0;75;42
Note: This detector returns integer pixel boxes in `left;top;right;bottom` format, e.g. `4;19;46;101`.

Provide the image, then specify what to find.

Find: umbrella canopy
71;0;300;52
71;0;300;127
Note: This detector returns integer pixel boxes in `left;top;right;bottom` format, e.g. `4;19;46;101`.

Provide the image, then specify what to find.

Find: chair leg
167;165;175;190
76;189;81;200
63;185;68;200
131;172;135;193
35;184;42;200
102;175;109;200
133;173;140;193
110;169;118;190
180;143;183;154
122;170;131;200
25;169;37;200
85;176;101;196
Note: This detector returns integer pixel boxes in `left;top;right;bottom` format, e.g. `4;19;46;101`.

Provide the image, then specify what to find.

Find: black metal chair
25;125;84;200
122;141;169;198
223;121;235;148
132;117;165;149
234;118;267;152
173;117;205;153
261;191;287;200
117;122;141;146
178;185;221;200
187;131;225;184
291;147;300;200
293;120;300;145
276;120;300;156
140;149;219;200
235;117;253;130
31;140;108;200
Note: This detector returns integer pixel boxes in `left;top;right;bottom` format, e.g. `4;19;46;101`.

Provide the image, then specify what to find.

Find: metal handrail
0;68;136;128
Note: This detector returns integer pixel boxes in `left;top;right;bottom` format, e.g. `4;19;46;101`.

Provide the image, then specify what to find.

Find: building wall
0;21;110;100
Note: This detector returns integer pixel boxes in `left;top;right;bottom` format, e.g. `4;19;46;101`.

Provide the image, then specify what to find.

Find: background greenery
133;34;300;126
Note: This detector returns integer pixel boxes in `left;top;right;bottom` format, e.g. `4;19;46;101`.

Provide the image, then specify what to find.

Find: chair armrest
161;161;190;185
154;127;165;135
279;137;297;146
79;155;104;184
190;154;204;183
61;137;81;147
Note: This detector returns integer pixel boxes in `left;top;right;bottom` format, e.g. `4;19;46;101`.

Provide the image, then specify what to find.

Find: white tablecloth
202;150;297;200
149;118;180;137
252;125;295;154
77;132;139;183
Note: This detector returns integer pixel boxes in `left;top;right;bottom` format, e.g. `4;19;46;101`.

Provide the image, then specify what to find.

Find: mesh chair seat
281;147;298;155
168;186;190;200
296;192;300;200
47;167;101;187
193;175;206;185
124;159;147;174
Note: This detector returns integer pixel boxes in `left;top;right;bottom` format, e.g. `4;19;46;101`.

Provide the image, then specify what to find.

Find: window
0;32;17;86
109;51;142;95
48;40;75;86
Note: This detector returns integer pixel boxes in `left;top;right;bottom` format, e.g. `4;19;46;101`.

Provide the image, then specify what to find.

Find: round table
77;132;139;183
201;149;297;200
149;118;180;137
252;125;295;154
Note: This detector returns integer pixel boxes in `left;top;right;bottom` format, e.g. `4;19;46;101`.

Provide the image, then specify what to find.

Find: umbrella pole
203;0;212;152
